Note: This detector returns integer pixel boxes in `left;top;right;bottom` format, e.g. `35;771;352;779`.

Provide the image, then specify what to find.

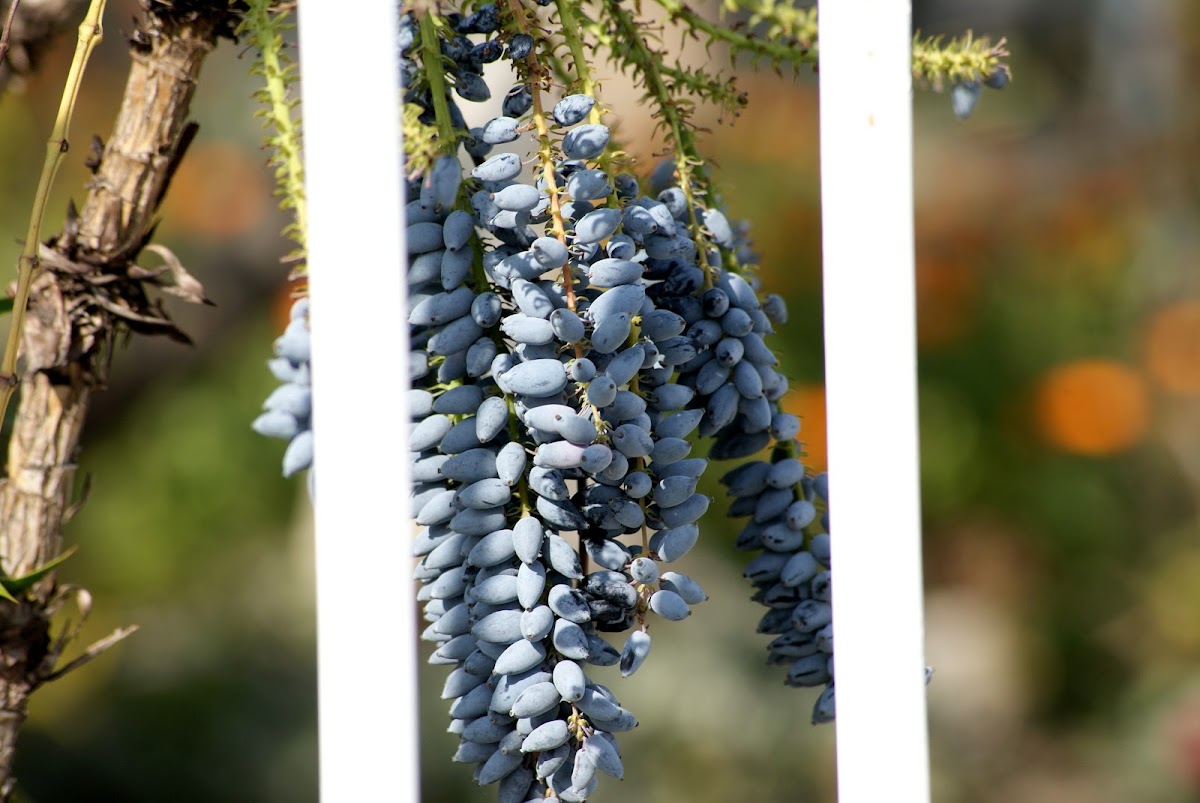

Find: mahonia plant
245;0;1009;799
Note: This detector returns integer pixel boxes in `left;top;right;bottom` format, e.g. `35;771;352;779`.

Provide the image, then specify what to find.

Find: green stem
418;12;458;154
0;0;107;426
505;395;532;515
503;0;580;309
605;0;716;284
505;0;631;436
720;0;818;42
240;0;307;257
911;31;1010;88
653;0;1008;90
652;0;812;66
552;0;601;125
553;0;623;202
660;63;745;111
627;336;650;551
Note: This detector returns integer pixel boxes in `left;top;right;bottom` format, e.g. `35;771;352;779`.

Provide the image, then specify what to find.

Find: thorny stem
538;39;571;88
911;31;1010;88
627;322;650;553
0;0;21;68
508;0;619;578
0;0;106;427
240;0;307;257
654;0;1006;89
418;11;459;155
504;0;574;309
660;62;746;117
719;0;817;43
653;0;814;66
506;0;609;436
604;0;716;286
551;0;602;128
552;0;621;202
568;703;589;740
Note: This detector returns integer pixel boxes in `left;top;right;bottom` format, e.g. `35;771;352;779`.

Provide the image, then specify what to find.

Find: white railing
298;2;420;801
819;1;931;801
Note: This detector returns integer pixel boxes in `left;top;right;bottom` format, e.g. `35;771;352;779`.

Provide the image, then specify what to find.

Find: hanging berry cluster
243;1;1010;799
396;1;835;797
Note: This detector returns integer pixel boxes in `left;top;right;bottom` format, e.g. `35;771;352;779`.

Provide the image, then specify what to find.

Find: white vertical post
818;2;930;802
297;6;419;802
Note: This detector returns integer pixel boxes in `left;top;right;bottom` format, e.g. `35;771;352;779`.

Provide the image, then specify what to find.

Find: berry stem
417;11;460;155
240;0;307;259
718;0;818;45
505;395;534;515
552;0;622;205
911;31;1011;90
504;0;576;306
652;0;815;67
551;0;601;126
604;0;716;286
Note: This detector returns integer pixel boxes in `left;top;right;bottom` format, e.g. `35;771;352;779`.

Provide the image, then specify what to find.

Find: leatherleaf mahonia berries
246;0;1010;798
395;2;832;799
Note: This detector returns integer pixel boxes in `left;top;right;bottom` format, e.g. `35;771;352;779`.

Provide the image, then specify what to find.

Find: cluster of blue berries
404;136;725;799
253;298;314;480
397;5;840;796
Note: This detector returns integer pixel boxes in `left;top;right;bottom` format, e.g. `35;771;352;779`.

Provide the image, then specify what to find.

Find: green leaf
0;546;79;597
0;298;13;315
0;584;17;603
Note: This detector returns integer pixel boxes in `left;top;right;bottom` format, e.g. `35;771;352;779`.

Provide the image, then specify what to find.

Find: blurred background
2;0;1199;800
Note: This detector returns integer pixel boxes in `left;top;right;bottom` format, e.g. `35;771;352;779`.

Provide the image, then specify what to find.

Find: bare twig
0;0;22;67
0;0;106;425
41;624;138;684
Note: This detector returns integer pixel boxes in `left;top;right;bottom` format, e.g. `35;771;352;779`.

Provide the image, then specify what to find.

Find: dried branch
0;0;21;68
42;625;138;684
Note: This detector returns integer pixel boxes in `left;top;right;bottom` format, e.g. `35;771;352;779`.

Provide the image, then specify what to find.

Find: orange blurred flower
1143;300;1200;396
783;384;827;472
1033;359;1149;455
915;248;980;347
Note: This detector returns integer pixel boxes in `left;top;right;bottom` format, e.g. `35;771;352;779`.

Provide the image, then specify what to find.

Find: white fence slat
297;5;420;801
818;2;931;801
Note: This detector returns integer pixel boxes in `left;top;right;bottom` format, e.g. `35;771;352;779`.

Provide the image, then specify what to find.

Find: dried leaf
138;243;215;305
88;292;193;344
